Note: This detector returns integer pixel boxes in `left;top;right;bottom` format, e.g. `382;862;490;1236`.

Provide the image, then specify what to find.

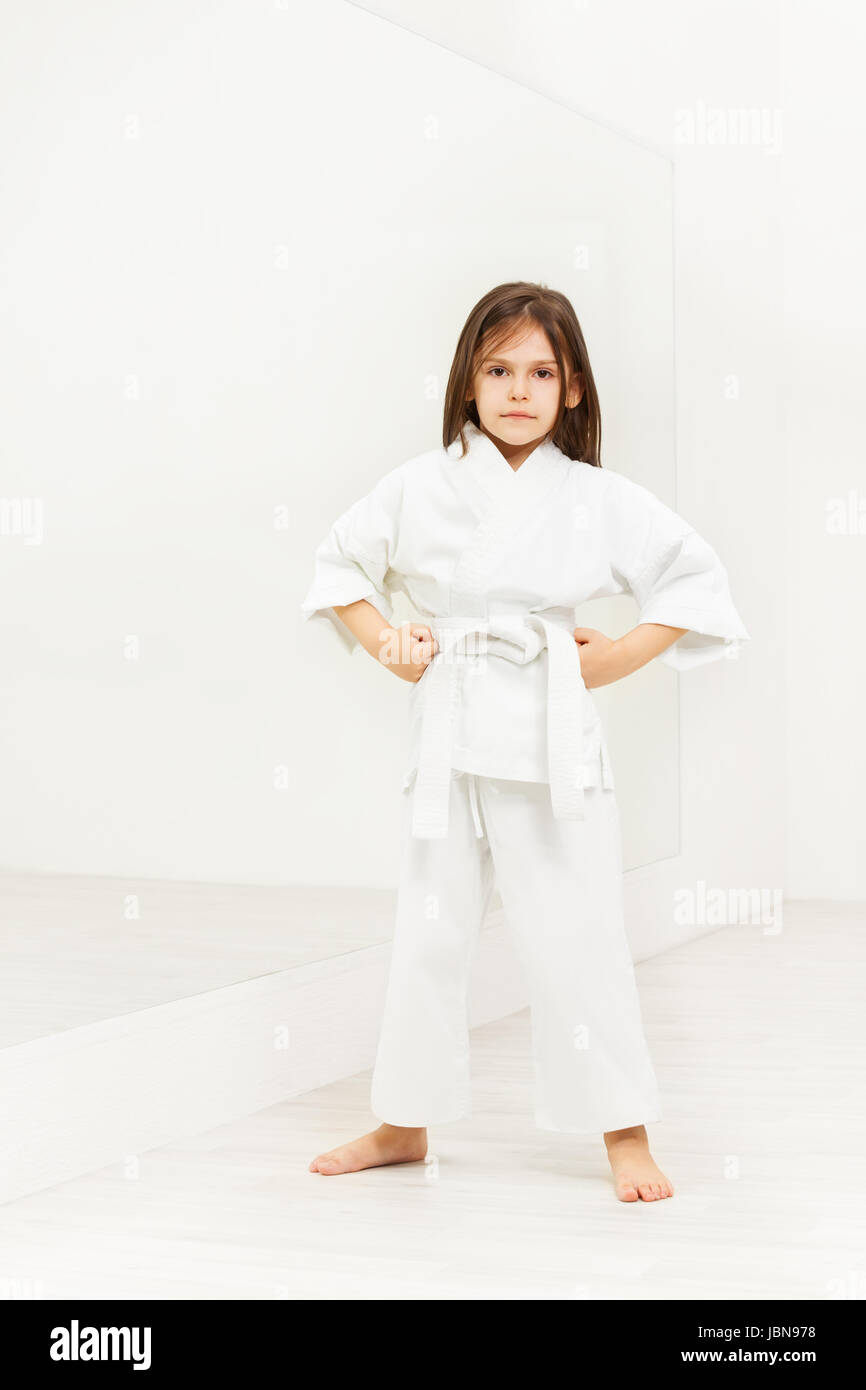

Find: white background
0;0;857;943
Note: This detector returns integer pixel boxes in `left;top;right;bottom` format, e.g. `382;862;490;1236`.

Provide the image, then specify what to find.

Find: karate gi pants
370;771;662;1134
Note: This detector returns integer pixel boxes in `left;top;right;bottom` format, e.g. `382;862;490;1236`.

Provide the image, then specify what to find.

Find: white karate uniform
300;420;749;1131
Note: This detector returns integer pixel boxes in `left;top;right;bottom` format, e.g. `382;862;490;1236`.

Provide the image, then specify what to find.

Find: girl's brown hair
442;281;602;467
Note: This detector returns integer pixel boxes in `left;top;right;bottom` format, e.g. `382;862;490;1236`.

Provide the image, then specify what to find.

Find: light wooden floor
0;901;863;1300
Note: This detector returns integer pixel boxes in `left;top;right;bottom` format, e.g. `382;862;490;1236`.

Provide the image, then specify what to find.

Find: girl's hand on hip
378;623;439;682
572;626;622;688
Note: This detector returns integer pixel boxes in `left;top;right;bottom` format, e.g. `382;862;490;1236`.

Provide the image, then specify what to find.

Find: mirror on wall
0;0;678;1047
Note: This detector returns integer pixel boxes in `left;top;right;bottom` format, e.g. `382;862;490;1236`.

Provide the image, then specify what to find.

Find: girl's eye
535;369;554;379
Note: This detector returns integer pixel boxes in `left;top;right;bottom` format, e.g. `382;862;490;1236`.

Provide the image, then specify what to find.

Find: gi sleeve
299;468;402;656
603;470;750;670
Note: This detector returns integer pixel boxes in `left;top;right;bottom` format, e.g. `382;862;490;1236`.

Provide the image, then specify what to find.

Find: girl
300;282;749;1203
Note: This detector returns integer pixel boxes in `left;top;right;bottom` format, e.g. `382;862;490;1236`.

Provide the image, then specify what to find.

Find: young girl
300;281;749;1203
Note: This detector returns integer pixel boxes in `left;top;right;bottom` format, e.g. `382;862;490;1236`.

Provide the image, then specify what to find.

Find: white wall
782;2;866;900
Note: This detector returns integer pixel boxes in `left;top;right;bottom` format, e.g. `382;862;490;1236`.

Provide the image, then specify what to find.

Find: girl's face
467;322;583;449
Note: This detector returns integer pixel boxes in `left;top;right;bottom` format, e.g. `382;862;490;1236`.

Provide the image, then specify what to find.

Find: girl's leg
479;778;663;1136
477;776;672;1200
310;772;494;1175
370;770;495;1126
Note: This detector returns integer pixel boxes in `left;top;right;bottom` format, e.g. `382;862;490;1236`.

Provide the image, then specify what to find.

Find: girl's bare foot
603;1124;674;1202
309;1123;427;1175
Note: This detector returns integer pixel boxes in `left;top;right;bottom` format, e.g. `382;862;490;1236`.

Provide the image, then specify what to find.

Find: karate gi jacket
300;420;750;839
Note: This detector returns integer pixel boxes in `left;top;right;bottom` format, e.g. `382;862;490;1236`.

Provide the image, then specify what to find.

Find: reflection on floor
0;873;403;1047
0;902;863;1300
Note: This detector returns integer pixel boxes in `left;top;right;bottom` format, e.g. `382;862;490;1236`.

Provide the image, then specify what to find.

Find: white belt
410;615;589;840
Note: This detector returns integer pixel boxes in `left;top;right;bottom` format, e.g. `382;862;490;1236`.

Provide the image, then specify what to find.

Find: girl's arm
300;467;405;658
332;599;437;683
599;470;750;671
573;623;688;689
